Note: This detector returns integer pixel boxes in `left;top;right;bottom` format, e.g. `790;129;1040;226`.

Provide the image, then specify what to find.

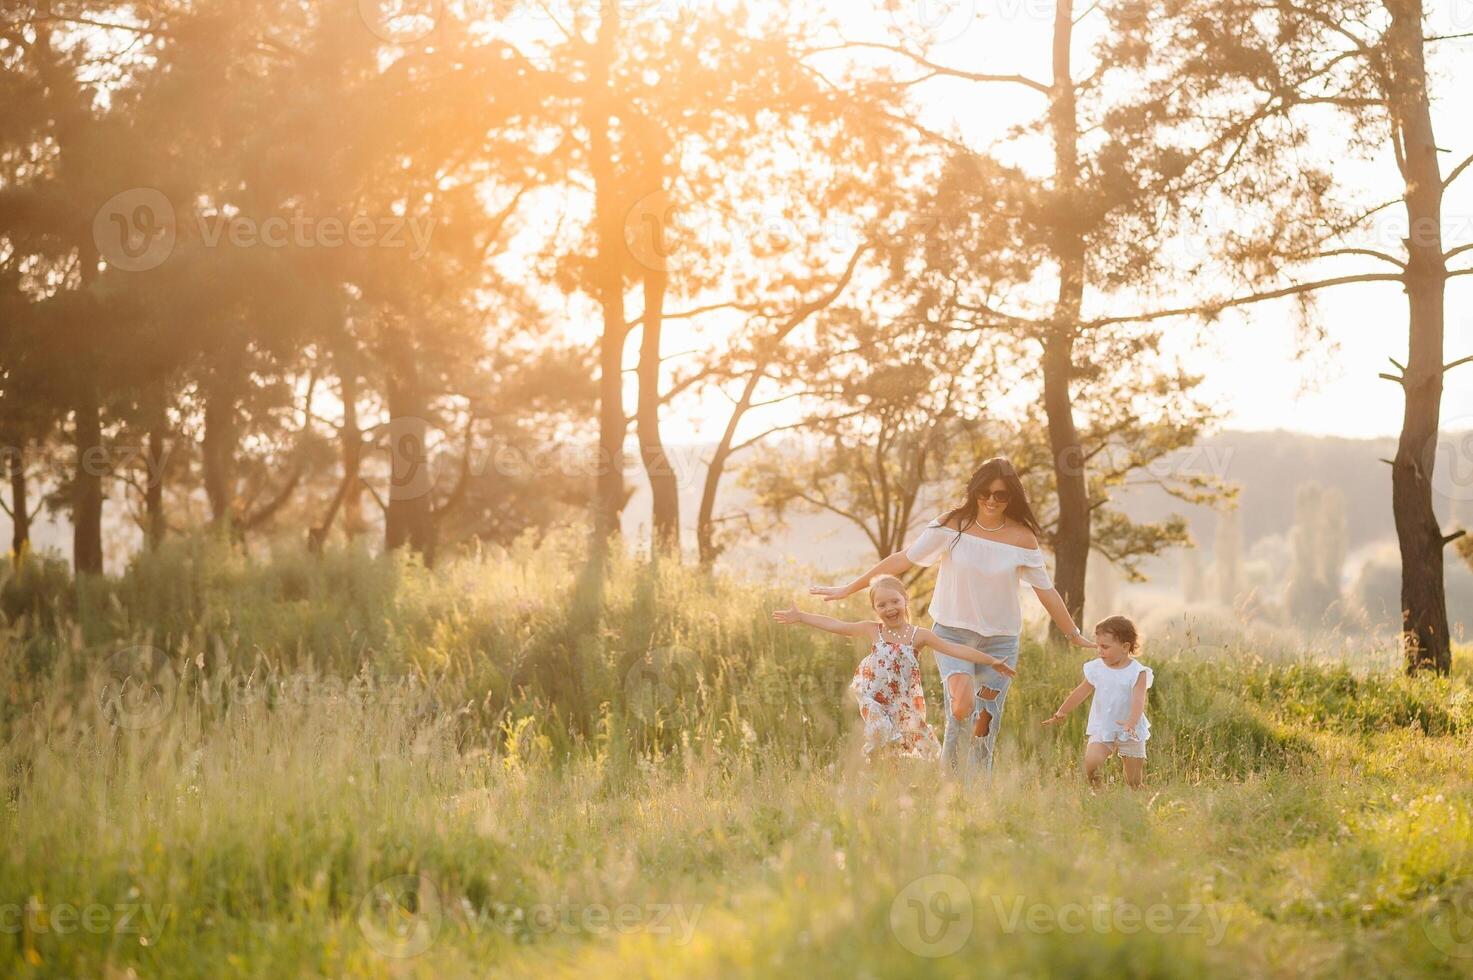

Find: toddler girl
773;575;1018;760
1043;615;1151;788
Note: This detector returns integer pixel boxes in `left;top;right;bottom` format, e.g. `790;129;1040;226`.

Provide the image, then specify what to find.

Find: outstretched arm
1042;680;1094;726
771;604;874;638
914;628;1017;679
1119;673;1149;739
1033;587;1097;649
809;551;914;602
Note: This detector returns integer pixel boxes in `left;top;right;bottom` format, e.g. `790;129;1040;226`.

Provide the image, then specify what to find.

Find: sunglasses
980;489;1012;504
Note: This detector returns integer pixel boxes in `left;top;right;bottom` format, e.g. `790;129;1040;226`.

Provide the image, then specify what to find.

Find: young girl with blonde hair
773;575;1018;760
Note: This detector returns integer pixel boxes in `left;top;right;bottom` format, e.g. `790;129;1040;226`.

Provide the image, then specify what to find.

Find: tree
1103;0;1473;672
0;3;158;574
742;323;1007;564
1214;507;1243;608
824;2;1228;639
1286;483;1348;625
1181;546;1204;605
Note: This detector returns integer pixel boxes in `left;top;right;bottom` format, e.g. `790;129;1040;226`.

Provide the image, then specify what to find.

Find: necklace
978;517;1006;532
880;622;913;646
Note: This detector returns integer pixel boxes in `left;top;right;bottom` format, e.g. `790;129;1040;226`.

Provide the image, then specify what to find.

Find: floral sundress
850;627;941;760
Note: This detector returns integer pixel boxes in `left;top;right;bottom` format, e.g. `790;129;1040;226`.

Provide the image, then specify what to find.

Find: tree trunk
340;370;367;539
383;331;436;564
310;368;365;552
8;439;30;560
588;0;628;544
1385;0;1452;674
1043;0;1089;636
697;370;761;566
695;246;868;566
145;406;167;550
638;265;680;554
201;369;239;528
72;387;104;575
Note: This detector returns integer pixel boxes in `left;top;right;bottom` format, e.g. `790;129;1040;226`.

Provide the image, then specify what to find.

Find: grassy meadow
3;533;1473;978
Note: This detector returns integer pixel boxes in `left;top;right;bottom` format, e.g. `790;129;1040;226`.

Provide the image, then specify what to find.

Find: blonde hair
867;575;909;607
1094;614;1140;653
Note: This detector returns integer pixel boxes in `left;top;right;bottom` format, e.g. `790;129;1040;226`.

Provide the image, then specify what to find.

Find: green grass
2;532;1473;977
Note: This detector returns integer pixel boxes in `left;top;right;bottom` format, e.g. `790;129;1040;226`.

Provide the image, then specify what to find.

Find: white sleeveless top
903;520;1054;637
1082;658;1153;742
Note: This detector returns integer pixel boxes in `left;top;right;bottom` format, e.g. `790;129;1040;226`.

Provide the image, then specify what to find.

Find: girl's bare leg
1122;756;1146;789
1084;742;1112;789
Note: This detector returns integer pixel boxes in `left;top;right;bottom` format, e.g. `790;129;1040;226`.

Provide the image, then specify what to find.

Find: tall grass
2;533;1472;977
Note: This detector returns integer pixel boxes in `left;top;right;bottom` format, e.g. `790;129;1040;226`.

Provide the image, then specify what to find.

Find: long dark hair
935;456;1043;545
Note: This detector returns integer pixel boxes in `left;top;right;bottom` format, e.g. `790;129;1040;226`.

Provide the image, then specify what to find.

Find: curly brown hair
1094;615;1140;652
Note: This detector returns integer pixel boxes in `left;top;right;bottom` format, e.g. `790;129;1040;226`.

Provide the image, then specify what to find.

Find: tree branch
1443;151;1473;189
1319;247;1405;268
1087;272;1405;330
805;41;1051;94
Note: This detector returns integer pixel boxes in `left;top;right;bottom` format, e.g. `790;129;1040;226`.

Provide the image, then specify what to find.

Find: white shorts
1089;738;1146;759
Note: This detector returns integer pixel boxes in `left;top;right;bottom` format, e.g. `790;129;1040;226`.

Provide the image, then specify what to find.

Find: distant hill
623;429;1473;582
7;429;1471;587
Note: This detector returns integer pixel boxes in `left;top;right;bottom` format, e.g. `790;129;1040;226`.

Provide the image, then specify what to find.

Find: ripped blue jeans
930;623;1021;780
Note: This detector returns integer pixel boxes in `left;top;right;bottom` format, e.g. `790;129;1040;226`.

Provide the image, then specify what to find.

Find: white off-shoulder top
903;520;1054;638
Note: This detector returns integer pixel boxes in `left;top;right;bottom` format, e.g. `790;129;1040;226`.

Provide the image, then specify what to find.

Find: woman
811;457;1095;777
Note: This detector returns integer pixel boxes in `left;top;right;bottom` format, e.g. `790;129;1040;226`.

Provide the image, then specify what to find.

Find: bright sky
569;0;1473;442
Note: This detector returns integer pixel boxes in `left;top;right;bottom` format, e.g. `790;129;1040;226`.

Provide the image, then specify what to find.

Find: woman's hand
808;585;849;602
1117;720;1139;739
1041;711;1066;727
1068;630;1098;650
990;658;1019;680
771;605;804;625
